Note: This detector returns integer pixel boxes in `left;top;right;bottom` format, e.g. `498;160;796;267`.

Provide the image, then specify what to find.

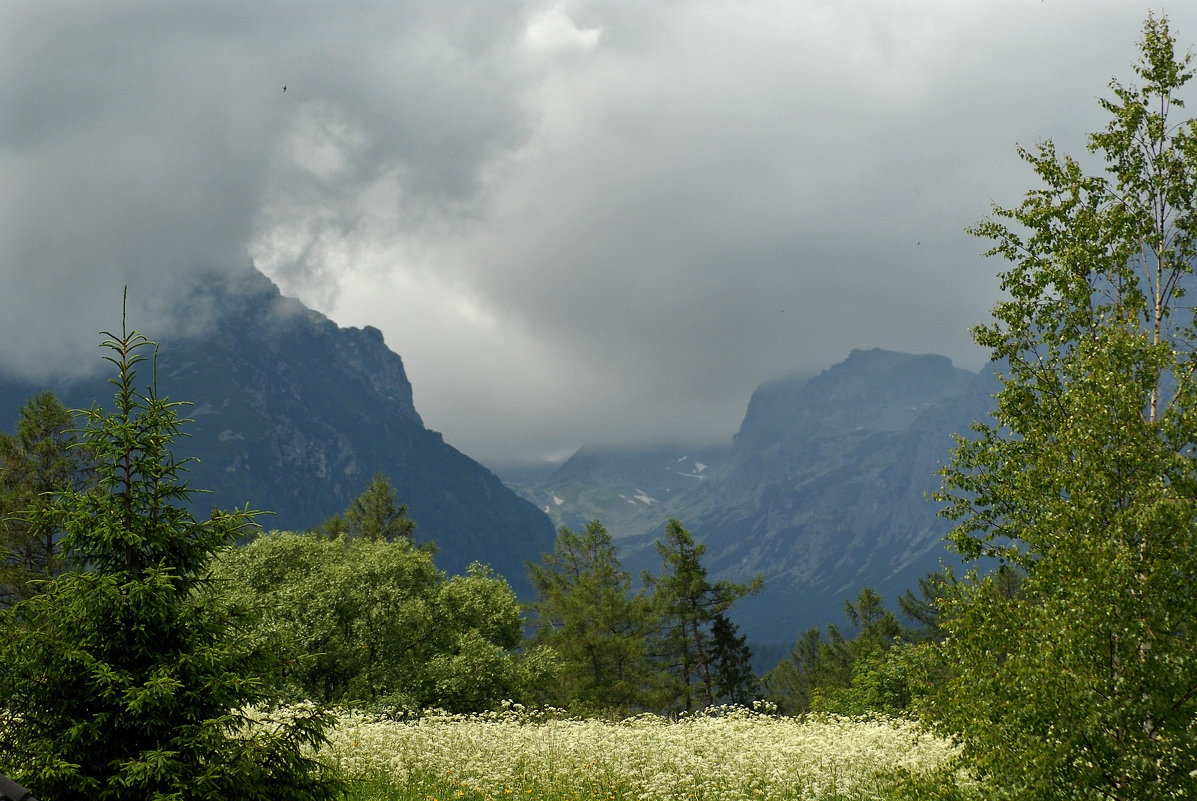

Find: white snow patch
633;490;657;505
694;462;707;473
552;496;565;506
676;456;688;462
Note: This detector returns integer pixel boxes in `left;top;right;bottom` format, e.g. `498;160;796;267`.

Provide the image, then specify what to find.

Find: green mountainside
0;268;554;595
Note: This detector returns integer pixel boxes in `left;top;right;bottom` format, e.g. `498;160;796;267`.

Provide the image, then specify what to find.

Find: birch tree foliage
932;14;1197;799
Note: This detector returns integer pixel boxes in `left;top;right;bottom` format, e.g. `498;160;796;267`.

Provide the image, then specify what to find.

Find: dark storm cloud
5;1;1197;462
387;0;1183;461
3;3;282;375
1;1;532;376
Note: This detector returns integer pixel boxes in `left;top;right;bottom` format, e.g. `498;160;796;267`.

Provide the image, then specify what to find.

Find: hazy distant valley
498;348;999;641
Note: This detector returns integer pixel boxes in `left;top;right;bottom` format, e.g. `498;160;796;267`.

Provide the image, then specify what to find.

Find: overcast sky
4;2;1195;464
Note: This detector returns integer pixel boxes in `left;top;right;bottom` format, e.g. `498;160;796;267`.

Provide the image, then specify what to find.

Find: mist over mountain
0;263;999;641
0;267;555;595
501;349;1000;642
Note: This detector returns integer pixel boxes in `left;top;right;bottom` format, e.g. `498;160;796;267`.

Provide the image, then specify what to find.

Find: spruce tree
709;613;757;705
647;519;761;712
0;391;97;605
0;312;340;801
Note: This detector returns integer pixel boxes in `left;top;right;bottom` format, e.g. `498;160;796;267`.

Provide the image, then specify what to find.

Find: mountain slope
683;351;997;640
502;442;733;537
503;349;998;642
0;268;555;594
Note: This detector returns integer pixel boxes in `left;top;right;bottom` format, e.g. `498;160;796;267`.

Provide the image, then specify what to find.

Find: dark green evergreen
526;521;657;712
709;612;757;705
0;391;97;605
646;519;762;712
0;314;339;801
319;473;416;543
895;569;951;642
760;627;828;715
762;581;948;716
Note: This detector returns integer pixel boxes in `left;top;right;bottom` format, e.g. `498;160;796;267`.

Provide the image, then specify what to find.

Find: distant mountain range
498;349;1000;642
0;266;999;644
0;267;555;595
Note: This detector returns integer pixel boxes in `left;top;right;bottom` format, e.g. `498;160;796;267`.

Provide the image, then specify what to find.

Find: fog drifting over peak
4;1;1190;462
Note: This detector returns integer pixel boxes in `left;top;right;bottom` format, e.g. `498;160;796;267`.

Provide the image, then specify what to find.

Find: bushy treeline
0;376;943;723
213;523;557;713
0;388;761;716
0;354;763;799
214;501;763;716
758;566;1027;720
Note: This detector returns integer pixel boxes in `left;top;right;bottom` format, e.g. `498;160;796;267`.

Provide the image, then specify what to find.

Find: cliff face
0;267;554;595
680;352;997;640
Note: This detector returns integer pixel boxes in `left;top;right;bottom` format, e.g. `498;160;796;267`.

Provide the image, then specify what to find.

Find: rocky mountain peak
734;348;974;453
0;265;553;595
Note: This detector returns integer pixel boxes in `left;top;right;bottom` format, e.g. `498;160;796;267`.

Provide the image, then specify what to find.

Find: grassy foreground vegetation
319;705;971;801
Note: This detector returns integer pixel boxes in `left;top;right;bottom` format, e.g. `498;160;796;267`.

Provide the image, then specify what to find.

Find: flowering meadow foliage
320;703;972;800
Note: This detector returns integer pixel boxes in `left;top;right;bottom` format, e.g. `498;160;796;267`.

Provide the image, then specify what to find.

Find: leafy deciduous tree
932;14;1197;798
216;529;554;712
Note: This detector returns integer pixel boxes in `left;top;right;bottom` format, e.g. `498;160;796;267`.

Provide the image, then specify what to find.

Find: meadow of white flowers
319;703;972;800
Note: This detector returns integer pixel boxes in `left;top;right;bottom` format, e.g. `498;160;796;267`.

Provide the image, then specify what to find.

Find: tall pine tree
647;519;761;712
